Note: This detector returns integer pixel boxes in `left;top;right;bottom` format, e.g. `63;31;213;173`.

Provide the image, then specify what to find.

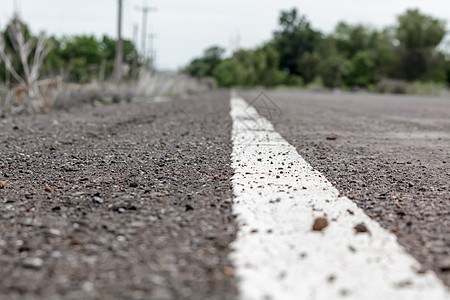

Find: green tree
446;56;450;85
345;51;375;87
316;36;338;58
100;36;135;66
252;44;285;86
334;22;375;58
273;8;322;76
232;49;257;85
333;23;398;85
299;36;339;85
54;34;136;82
184;7;450;90
425;52;448;82
299;52;320;83
371;28;397;80
213;45;287;88
59;35;104;82
395;9;447;80
184;45;225;77
41;37;65;77
0;16;138;85
318;55;349;88
213;58;238;87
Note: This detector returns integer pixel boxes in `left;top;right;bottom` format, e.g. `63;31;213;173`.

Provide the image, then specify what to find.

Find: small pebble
22;257;44;269
326;135;338;140
49;228;61;236
312;217;328;231
129;182;139;188
328;274;336;283
0;180;8;189
224;267;235;276
92;196;104;204
354;223;369;234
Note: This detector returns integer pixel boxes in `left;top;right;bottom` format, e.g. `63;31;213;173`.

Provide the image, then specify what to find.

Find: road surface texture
0;92;237;300
239;90;450;287
0;89;449;299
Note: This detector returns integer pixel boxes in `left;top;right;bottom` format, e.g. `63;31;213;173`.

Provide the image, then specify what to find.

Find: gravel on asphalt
240;89;450;287
0;91;237;300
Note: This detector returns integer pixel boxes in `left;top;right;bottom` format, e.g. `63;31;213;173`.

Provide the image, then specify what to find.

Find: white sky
1;0;449;71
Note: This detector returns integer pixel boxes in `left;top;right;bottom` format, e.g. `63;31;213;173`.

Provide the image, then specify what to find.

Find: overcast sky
1;0;449;71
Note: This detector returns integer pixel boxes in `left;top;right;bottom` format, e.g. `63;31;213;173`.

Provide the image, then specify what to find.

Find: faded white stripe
229;94;449;300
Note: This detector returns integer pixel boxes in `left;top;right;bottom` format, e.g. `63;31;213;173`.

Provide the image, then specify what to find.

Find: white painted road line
229;94;450;300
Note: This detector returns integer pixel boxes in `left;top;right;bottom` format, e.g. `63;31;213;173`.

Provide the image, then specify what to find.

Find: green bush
411;81;447;96
318;55;349;88
283;74;304;86
306;77;326;91
184;8;450;91
213;59;238;87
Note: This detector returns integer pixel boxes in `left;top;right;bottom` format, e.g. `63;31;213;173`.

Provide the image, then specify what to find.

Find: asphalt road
239;89;450;287
0;89;449;299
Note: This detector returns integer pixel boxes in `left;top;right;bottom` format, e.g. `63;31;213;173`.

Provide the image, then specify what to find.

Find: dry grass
0;71;214;115
135;70;215;98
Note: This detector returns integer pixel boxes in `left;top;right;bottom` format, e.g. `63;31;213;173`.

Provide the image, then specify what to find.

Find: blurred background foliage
1;7;449;95
0;15;211;114
0;18;137;85
184;8;450;92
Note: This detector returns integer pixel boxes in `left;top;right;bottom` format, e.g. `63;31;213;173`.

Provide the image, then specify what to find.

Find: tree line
184;8;450;90
0;15;137;86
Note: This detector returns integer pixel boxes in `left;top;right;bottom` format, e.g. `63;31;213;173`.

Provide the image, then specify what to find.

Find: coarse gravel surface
1;88;449;299
239;89;450;287
0;91;237;300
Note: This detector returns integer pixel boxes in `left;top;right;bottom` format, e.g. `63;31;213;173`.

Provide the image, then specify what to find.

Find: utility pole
114;0;123;84
13;0;21;16
147;33;156;69
230;31;241;54
135;3;156;67
131;24;138;80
